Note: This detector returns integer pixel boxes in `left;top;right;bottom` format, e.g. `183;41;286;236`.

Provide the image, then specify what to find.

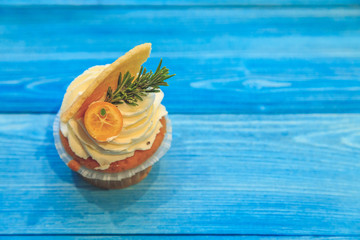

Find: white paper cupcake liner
53;112;172;181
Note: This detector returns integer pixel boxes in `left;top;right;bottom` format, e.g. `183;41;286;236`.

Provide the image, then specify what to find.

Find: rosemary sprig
105;59;175;106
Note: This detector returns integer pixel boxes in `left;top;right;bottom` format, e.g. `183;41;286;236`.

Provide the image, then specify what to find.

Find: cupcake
53;43;174;189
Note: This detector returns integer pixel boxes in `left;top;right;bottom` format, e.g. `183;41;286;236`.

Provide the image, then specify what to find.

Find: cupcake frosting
60;65;168;170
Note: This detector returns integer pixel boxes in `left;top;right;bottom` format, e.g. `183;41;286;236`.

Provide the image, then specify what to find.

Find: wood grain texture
1;0;359;6
1;2;360;238
1;6;360;114
1;114;360;235
0;236;357;240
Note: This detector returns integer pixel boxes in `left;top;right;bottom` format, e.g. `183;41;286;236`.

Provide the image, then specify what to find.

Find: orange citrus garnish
84;101;123;142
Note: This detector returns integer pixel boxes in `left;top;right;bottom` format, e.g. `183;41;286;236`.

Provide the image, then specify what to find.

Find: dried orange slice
60;43;151;123
84;101;123;142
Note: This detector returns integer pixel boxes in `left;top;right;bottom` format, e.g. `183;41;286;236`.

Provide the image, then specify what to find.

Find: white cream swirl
60;65;168;170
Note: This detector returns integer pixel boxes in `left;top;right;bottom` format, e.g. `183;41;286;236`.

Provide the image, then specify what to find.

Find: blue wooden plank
0;6;360;114
2;58;360;114
1;114;360;234
0;0;359;6
0;236;356;239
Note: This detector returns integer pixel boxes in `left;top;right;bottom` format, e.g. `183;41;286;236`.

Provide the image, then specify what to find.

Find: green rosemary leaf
105;59;174;105
117;72;122;88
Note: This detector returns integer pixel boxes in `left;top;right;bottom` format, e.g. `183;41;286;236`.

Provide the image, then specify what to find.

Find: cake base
81;166;152;189
54;112;172;190
59;117;167;173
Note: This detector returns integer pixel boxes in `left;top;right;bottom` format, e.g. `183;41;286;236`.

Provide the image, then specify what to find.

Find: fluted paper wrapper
53;112;172;181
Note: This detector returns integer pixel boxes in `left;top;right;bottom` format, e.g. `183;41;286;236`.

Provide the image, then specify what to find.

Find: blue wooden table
1;0;360;239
